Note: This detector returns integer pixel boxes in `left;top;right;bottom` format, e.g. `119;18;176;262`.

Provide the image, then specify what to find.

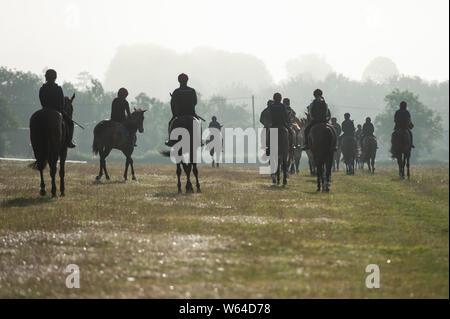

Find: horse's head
130;108;147;133
63;93;75;119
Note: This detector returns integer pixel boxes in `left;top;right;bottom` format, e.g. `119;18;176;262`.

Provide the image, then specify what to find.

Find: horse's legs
192;163;201;192
39;169;46;196
406;154;410;180
182;163;193;192
282;153;288;186
123;157;129;181
176;163;182;193
129;157;136;180
316;163;322;192
276;157;281;185
49;160;57;197
103;148;111;180
96;149;104;180
59;148;67;196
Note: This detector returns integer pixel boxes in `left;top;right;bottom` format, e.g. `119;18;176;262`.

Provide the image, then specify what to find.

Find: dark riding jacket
394;109;412;130
362;122;374;136
39;82;64;113
171;85;197;117
208;120;222;130
308;99;330;122
269;102;290;128
111;97;131;123
341;119;355;136
331;122;342;136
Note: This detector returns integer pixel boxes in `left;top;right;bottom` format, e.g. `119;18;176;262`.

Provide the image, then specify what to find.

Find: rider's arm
124;100;131;118
39;87;45;108
58;86;65;113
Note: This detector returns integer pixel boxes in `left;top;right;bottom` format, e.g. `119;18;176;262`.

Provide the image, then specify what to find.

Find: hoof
60;192;65;197
95;175;101;180
51;193;57;198
197;187;201;193
40;189;46;196
132;176;136;181
105;176;110;180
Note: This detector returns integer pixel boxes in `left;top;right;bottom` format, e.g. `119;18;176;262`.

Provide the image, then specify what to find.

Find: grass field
0;161;448;298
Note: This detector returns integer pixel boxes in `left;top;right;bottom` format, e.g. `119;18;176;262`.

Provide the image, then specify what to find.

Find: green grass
0;162;448;298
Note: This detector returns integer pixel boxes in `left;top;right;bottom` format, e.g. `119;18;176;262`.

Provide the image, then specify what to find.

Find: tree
0;97;19;155
285;54;333;81
362;57;399;83
375;89;443;158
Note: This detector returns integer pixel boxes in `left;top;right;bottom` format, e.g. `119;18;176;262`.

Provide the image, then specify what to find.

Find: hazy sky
1;0;448;84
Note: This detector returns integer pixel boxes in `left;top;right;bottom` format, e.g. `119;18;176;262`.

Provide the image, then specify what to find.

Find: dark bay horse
92;108;146;181
299;117;316;175
361;136;377;174
332;137;342;171
29;94;75;197
289;122;303;175
161;115;201;193
309;123;336;192
341;135;357;175
391;129;412;179
270;127;290;186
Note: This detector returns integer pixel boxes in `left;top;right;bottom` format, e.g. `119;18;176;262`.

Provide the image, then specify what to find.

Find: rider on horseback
302;89;331;150
111;87;136;146
283;98;299;151
341;113;355;137
361;117;377;148
266;93;290;156
166;73;198;147
394;101;415;148
39;69;76;148
208;116;222;130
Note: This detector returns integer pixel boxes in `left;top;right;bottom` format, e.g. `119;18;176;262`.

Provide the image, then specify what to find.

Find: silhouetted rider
111;88;136;146
331;117;342;136
302;89;331;150
111;88;131;123
208;116;222;130
341;113;355;137
265;93;290;156
166;73;198;146
39;69;75;148
394;101;414;148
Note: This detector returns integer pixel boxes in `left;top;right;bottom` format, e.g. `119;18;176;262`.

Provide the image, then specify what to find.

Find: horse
391;129;412;179
160;115;201;193
29;94;75;197
341;135;357;175
92;108;146;181
299;117;316;176
332;136;342;171
361;136;377;174
309;123;337;192
289;121;303;175
270;126;290;186
205;132;222;168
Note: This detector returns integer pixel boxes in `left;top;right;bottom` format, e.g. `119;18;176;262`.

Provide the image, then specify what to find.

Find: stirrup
68;142;76;148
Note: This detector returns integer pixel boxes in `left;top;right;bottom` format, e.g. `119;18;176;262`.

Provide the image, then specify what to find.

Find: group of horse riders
38;69;414;154
258;89;415;156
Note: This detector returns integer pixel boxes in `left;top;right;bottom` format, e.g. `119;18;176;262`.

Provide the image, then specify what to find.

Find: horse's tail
92;121;106;155
159;150;171;157
92;133;100;155
29;111;48;171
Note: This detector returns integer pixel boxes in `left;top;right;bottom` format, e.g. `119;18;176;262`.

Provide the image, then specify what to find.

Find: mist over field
0;0;448;162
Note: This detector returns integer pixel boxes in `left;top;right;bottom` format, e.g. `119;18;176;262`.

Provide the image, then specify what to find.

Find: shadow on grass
153;191;181;198
91;180;126;185
1;197;52;208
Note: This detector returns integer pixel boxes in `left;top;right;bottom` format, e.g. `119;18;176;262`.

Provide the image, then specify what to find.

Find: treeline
0;67;252;160
0;66;447;163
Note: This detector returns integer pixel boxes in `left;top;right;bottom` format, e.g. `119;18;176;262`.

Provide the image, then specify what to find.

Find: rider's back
39;82;64;112
111;97;130;123
171;86;197;117
310;99;328;122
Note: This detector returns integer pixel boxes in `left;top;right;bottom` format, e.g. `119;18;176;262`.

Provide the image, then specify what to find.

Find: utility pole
252;95;255;129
